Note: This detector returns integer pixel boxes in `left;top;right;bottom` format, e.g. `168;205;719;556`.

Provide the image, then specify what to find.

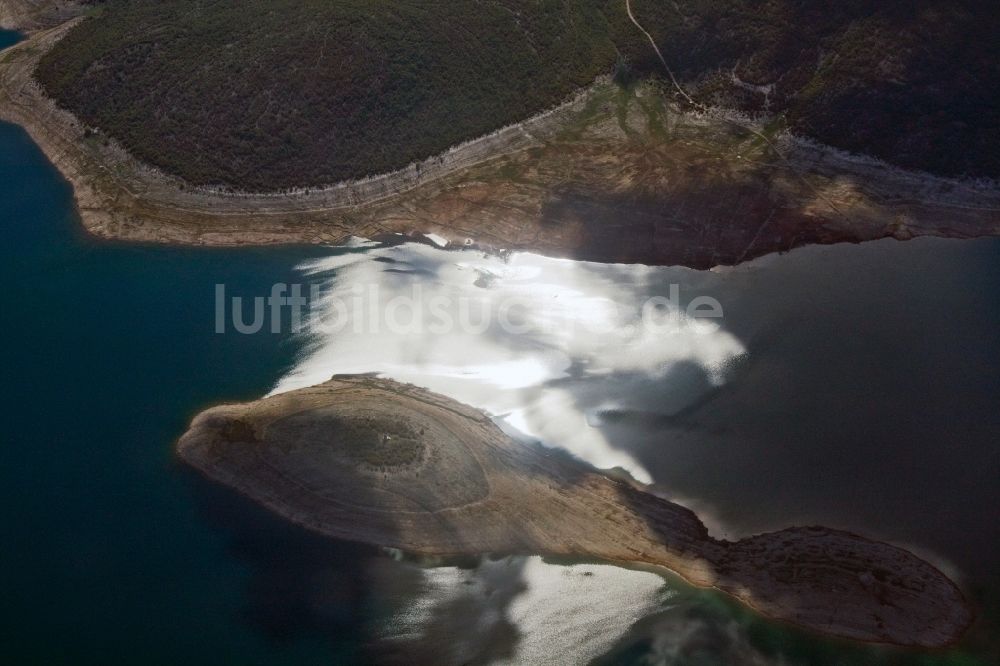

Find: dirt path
625;0;694;105
624;0;865;230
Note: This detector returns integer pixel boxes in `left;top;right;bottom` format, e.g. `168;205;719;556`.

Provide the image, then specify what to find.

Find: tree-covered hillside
36;0;1000;189
38;0;617;189
612;0;1000;182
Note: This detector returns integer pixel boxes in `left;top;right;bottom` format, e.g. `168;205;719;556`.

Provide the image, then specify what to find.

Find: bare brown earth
2;11;999;267
178;375;973;648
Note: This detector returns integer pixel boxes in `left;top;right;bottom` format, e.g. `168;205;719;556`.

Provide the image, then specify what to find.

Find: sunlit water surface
2;85;998;665
273;236;1000;664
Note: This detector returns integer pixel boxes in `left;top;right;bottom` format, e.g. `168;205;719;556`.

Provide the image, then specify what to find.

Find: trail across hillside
623;0;863;229
625;0;694;105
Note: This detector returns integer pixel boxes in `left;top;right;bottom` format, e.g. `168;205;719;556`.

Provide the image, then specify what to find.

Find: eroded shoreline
2;8;999;267
177;375;973;648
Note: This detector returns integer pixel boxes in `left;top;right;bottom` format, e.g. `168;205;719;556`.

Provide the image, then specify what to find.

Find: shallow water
2;104;998;665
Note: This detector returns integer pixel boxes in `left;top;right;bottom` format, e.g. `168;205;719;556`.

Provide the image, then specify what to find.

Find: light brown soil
0;0;77;31
178;376;973;648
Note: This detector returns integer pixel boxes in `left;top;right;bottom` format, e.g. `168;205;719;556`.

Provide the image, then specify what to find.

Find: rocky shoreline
178;376;974;648
2;6;999;267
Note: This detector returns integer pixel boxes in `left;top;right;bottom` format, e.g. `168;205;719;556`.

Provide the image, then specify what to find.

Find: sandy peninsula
178;375;973;648
2;4;1000;267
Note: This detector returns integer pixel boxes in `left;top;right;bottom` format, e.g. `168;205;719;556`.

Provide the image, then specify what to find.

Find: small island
178;375;973;648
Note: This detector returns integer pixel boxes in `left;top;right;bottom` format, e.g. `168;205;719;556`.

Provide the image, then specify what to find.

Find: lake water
0;29;23;50
0;119;354;664
2;72;998;664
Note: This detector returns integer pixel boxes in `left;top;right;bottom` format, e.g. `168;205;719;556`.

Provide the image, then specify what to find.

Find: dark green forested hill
36;0;999;189
612;0;1000;182
38;0;618;189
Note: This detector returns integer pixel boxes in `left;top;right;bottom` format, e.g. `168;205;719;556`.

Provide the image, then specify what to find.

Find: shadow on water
183;459;535;666
589;238;1000;665
175;463;384;663
179;465;379;654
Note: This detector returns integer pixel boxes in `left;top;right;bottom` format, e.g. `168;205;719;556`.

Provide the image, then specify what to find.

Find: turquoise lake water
0;29;22;50
2;24;998;662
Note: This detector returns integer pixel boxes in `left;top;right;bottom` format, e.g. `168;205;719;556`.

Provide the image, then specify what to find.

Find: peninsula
2;1;999;267
178;375;973;648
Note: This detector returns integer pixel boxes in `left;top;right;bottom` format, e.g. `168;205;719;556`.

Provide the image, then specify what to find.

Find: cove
0;119;363;664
